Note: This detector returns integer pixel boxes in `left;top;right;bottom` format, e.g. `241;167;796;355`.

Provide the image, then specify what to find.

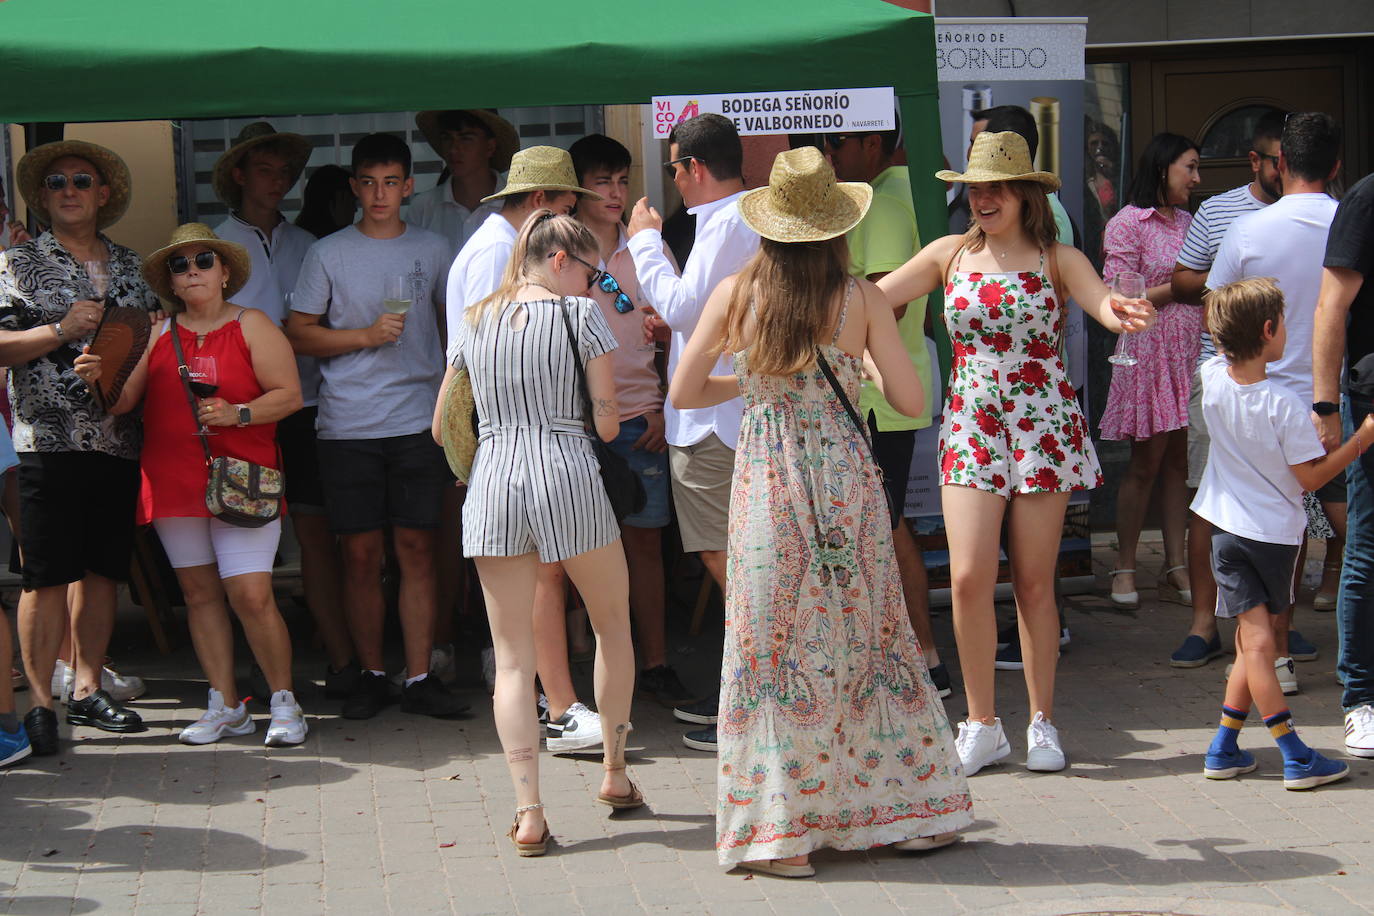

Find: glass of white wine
1108;271;1147;368
383;275;412;348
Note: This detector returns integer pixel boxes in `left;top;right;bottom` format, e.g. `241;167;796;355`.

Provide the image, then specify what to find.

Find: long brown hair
467;209;598;325
724;237;849;376
962;180;1058;253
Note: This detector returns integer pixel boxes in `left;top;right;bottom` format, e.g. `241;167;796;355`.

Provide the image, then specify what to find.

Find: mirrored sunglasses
43;173;95;191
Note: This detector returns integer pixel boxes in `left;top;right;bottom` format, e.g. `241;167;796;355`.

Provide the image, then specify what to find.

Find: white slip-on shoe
1345;704;1374;759
955;717;1011;776
265;690;308;747
1025;711;1066;772
179;689;255;745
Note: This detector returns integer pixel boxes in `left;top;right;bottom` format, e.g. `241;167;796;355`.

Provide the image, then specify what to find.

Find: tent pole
898;91;952;385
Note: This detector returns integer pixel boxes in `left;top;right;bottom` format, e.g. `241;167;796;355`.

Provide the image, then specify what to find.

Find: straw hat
16;140;132;231
738;147;872;243
935;131;1060;190
141;223;253;309
480;146;601;204
440;369;478;484
415;109;520;173
212;122;312;210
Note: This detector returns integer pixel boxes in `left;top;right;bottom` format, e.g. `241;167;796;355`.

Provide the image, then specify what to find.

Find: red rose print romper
939;249;1103;496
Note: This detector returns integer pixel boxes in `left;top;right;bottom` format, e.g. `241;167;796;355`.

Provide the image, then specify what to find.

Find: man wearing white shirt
1206;112;1343;684
410;110;518;254
212;122;356;695
626;113;759;592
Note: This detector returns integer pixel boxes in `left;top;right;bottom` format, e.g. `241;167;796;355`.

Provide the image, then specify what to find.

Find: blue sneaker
0;725;31;768
1170;634;1224;668
1283;750;1349;790
1203;747;1257;779
1287;630;1318;662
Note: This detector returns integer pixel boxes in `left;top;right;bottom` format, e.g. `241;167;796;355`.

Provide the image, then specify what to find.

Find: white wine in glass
383;276;412;347
82;260;110;300
1108;271;1147;367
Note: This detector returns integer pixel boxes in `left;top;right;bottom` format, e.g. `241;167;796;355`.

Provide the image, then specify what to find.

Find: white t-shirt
1191;356;1325;545
1206;192;1338;405
444;212;517;356
407;171;505;256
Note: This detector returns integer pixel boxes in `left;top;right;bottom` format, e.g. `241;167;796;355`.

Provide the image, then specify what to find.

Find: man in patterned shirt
0;140;159;754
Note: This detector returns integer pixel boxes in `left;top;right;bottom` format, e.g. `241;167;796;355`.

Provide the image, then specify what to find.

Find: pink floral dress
1098;204;1199;440
940;250;1103;495
716;285;971;867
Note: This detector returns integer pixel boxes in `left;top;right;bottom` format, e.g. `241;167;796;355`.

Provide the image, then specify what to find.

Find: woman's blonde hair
467;210;599;325
723;236;849;376
962;179;1058;253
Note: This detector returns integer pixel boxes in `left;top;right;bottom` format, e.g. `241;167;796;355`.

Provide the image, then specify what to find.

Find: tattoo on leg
611;723;627;759
508;747;534;763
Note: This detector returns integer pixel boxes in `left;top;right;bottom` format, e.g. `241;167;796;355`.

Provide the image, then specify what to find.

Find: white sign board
934;18;1086;82
650;88;895;138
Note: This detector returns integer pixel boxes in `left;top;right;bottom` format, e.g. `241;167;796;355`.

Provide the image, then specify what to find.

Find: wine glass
188;355;220;437
1108;271;1147;367
82;260;110;301
383;275;412;347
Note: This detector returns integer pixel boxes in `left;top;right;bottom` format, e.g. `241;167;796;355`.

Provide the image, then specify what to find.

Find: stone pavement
2;537;1372;915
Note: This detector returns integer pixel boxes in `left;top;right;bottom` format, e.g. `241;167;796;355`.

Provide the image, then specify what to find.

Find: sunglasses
824;134;856;150
1256;152;1280;167
43;173;95;191
168;251;219;274
662;155;701;179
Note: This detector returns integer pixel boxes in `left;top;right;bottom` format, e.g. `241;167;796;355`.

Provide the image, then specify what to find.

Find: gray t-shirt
291;224;450;440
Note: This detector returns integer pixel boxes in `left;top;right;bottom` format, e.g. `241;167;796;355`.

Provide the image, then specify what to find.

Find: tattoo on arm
594;398;615;417
508;747;534;763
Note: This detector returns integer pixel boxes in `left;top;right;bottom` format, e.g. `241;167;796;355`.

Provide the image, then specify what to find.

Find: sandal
894;831;961;853
596;763;646;810
737;858;815;878
1159;565;1192;606
1108;569;1139;608
508;803;550;857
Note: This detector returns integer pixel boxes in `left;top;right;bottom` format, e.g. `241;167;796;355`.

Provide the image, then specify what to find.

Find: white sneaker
1025;711;1066;771
264;690;308;747
545;701;603;751
51;661;146;703
1224;657;1299;696
955;717;1011;776
1346;704;1374;759
179;689;255;745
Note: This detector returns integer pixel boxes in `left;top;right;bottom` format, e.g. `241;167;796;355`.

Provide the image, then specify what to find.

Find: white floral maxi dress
715;305;972;867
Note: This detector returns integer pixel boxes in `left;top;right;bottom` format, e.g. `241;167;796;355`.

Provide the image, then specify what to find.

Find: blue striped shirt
1176;184;1269;363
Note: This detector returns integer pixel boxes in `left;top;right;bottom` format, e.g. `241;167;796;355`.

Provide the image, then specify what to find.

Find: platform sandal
1109;569;1139;608
508;803;550;857
1159;564;1192;605
596;763;646;810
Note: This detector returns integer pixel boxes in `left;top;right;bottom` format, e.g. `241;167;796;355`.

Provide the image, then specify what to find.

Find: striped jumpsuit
452;296;621;562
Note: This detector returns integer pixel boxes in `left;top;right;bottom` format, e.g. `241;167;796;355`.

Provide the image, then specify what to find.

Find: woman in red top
77;223;304;746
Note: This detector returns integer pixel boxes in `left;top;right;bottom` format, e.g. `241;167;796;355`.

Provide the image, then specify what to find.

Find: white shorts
152;517;282;579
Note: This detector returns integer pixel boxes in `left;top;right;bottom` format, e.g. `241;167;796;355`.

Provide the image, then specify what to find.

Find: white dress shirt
444;211;518;356
408;171;505;256
627;190;758;449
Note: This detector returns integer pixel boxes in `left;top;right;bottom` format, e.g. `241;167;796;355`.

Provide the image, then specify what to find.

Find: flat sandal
509;803;550;857
596;763;646;810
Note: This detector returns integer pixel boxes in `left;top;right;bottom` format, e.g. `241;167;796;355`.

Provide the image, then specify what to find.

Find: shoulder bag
815;348;903;531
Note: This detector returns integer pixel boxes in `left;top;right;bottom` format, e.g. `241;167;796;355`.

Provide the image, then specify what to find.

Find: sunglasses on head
168;251;218;274
43;173;95;192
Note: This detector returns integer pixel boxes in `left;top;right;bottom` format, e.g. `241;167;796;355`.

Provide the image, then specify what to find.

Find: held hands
367;312;406;348
627;198;663;238
1314;412;1342;453
61;298;105;339
197;397;238;428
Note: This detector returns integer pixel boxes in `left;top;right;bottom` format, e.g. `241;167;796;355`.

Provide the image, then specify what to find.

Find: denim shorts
607;415;670;529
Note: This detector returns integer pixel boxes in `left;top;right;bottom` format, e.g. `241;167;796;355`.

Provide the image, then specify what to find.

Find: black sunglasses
43;173;95;191
1256;152;1280;167
168;251;218;274
824;134;856;150
663;155;701;179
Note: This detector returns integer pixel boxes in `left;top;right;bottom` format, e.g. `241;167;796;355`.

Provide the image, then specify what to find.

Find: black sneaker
341;671;393;719
993;640;1024;671
996;620;1018;650
638;665;698;708
23;706;59;756
673;694;718;725
67;688;145;732
928;664;953;699
400;675;470;718
324;663;360;699
682;724;717;752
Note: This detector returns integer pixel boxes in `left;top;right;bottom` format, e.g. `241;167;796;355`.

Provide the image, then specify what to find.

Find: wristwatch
1312;401;1340;417
53;321;64;341
235;404;252;427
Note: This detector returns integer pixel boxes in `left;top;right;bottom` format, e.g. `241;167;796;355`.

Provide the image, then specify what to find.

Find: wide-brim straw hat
415;109;520;173
212;121;312;209
17;140;132;231
440;369;477;484
141;223;253;308
935;130;1060;190
739;146;872;243
480;145;602;203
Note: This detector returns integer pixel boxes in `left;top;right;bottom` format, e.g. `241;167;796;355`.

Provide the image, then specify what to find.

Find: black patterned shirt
0;231;159;458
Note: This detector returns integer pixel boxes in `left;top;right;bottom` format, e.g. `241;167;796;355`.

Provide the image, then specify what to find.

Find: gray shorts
668;434;733;553
1210;527;1299;618
1186;365;1209;488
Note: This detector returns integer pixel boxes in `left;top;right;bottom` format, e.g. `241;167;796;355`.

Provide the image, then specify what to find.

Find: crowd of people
0;101;1371;877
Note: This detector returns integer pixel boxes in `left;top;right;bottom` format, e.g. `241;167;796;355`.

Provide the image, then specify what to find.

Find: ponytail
467;209;599;325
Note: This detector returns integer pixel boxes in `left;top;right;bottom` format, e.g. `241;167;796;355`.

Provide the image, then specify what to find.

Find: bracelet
1355;432;1364;456
53;321;64;341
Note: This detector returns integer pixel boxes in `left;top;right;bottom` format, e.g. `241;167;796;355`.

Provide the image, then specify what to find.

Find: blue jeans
1339;394;1374;709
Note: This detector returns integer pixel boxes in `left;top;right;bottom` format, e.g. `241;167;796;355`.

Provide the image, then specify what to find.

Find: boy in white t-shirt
1193;277;1373;789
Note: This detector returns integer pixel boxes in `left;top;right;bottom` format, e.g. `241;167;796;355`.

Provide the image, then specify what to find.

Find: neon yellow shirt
848;166;931;431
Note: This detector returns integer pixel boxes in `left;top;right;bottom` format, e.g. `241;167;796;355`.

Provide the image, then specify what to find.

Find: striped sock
1263;710;1311;763
1209;704;1248;755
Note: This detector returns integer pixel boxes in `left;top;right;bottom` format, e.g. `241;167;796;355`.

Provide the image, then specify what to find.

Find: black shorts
17;451;139;590
317;433;450;534
277;405;325;513
1210;528;1300;619
1316;467;1347;505
867;416;916;517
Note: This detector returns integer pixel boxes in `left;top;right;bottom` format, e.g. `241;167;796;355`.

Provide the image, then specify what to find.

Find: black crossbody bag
815;348;903;531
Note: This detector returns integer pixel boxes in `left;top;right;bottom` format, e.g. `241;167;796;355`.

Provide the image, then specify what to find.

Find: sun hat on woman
16;139;133;230
141;223;253;309
936;131;1061;190
738;146;872;243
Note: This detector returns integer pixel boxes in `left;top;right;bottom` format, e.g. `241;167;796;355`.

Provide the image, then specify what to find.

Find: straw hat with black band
16;140;132;231
738;146;872;243
212;122;312;211
480;146;602;204
935;130;1060;190
141;223;253;312
415;109;520;174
